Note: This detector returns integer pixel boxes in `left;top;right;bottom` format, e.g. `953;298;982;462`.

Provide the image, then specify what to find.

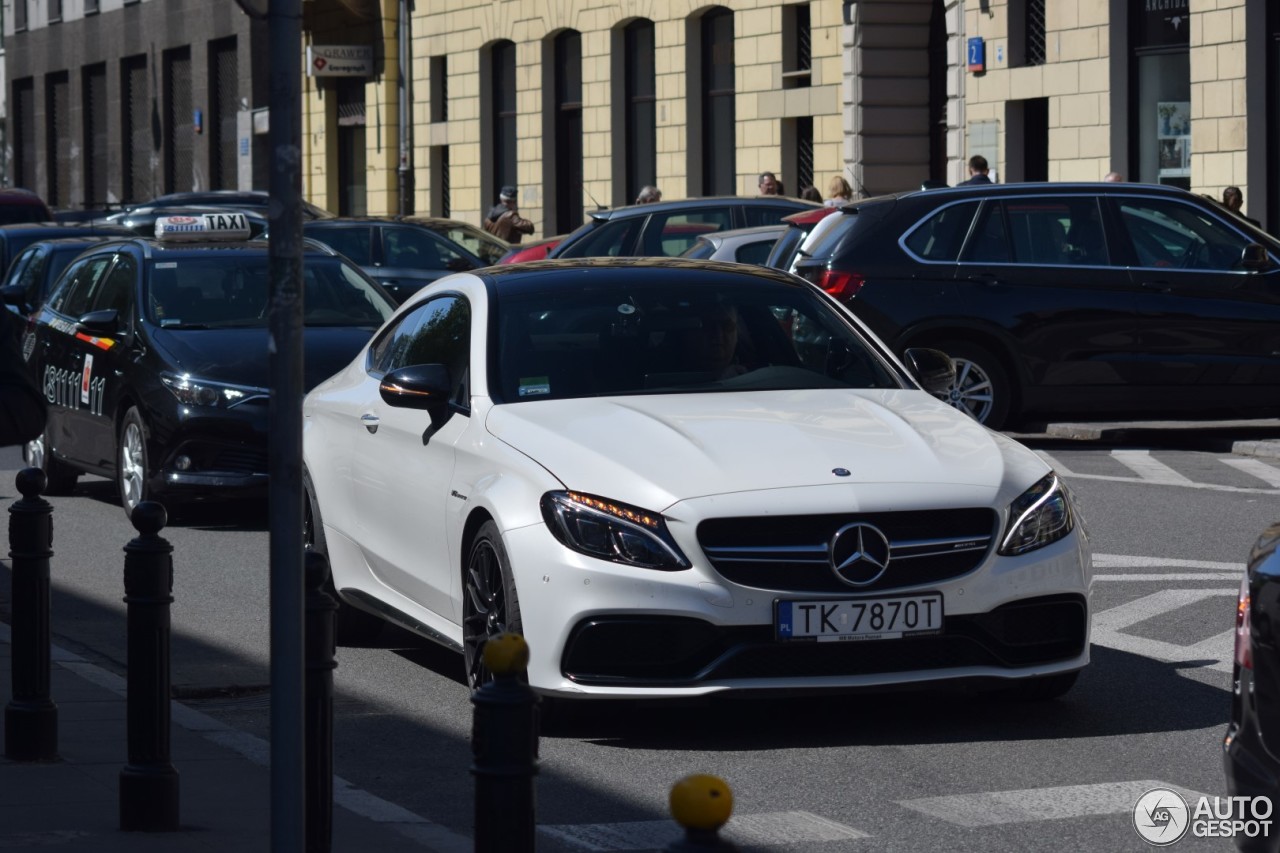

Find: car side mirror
76;308;121;336
1241;243;1271;272
380;362;453;427
903;347;956;395
1;283;30;313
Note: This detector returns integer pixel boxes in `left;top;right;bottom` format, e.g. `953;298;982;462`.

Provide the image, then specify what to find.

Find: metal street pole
267;0;305;850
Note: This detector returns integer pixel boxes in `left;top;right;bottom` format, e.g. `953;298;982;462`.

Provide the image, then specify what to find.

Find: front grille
562;594;1087;686
697;508;998;593
211;447;268;474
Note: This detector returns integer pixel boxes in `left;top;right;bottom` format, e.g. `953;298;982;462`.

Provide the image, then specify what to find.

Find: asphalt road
2;427;1278;852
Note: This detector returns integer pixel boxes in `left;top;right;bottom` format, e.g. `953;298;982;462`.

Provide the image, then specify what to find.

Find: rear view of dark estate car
794;183;1280;430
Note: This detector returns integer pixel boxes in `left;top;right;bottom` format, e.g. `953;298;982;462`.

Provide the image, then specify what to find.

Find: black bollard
665;775;739;852
471;633;539;853
5;468;57;761
304;550;337;853
118;501;179;832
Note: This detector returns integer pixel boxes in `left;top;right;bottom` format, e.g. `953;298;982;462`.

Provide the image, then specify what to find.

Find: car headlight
541;490;690;570
160;372;268;409
998;472;1074;556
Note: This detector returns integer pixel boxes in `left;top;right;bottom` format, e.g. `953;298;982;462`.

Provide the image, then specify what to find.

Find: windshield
491;275;903;403
145;255;394;329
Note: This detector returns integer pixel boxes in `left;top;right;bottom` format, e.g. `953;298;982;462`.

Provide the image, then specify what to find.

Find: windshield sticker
518;377;551;397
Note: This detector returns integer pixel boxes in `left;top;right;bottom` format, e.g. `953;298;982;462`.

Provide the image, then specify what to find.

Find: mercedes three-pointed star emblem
828;522;892;586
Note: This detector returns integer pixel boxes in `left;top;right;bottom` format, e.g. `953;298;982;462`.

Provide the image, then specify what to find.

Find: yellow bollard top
669;774;734;832
482;632;530;676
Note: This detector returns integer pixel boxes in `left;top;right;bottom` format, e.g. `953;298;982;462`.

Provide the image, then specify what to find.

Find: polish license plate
775;593;944;642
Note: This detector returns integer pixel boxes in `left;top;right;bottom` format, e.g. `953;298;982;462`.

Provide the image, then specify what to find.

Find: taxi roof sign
155;211;253;242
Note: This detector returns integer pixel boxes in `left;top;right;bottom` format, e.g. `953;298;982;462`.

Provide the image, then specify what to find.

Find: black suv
794;183;1280;429
547;196;818;259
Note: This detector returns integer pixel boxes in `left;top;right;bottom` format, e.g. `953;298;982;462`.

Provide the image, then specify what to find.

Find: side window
903;201;979;261
560;219;645;258
307;226;373;265
384;227;470;271
644;209;732;256
10;247;46;306
49;255;113;318
963;203;1012;263
89;255;137;320
367;295;470;401
1003;197;1108;266
1116;198;1254;272
735;238;775;266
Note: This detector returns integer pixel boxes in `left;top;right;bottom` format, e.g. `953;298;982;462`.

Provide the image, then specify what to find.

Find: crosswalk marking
1110;449;1195;485
1092;553;1242;571
897;780;1208;827
1092;588;1237;673
539;811;869;850
1221;456;1280;488
1095;573;1245;581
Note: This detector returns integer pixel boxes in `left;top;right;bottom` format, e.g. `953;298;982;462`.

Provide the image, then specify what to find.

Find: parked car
0;188;54;225
17;211;395;517
397;217;511;267
0;221;134;281
110;190;335;222
547;196;819;260
766;206;842;272
108;205;269;239
679;224;786;265
498;235;563;264
792;182;1280;430
302;217;492;304
1;235;128;318
302;257;1091;703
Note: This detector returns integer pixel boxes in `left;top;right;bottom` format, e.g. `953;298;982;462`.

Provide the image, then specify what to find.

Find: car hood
149;326;374;391
486;390;1030;511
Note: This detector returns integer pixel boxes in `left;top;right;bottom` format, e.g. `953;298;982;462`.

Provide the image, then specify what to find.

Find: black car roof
586;195;821;222
859;180;1212;207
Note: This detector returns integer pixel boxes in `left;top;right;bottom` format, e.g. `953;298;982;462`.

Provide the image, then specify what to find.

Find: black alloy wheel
928;340;1014;430
463;520;523;690
303;469;384;645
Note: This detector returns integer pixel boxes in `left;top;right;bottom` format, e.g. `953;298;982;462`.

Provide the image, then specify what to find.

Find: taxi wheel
303;470;383;645
23;431;79;495
117;407;152;519
928;340;1014;431
463;521;524;691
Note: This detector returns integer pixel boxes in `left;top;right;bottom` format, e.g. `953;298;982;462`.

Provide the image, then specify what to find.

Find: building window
46;72;70;208
335;77;368;216
1132;0;1190;188
700;7;735;196
85;0;98;14
49;0;62;23
14;0;27;31
430;56;448;123
430;145;450;217
782;3;811;88
552;30;584;234
209;37;238;191
1009;0;1047;68
83;64;108;208
489;41;517;205
623;19;656;206
13;79;35;191
163;47;193;194
122;55;149;203
784;116;814;198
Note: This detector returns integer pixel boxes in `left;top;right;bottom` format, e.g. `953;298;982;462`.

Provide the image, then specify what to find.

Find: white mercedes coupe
302;258;1092;701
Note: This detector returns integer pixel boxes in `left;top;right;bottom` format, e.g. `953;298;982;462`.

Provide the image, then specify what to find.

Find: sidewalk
0;623;471;852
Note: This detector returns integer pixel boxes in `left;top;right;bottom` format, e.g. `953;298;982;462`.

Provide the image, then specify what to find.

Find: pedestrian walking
483;185;536;244
959;155;992;185
825;176;853;207
0;309;45;447
635;186;662;204
757;172;780;196
1223;186;1261;226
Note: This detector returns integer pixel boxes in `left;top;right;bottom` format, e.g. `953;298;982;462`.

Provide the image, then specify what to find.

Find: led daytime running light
565;491;661;529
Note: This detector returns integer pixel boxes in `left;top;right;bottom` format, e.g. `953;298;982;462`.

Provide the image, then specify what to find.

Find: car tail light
799;266;865;300
1235;575;1253;670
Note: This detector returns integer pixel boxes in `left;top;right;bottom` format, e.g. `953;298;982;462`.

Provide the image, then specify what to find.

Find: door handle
1140;281;1172;293
360;413;380;434
966;273;1002;286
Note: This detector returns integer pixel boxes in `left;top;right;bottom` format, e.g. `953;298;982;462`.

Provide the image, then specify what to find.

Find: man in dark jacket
483;185;535;244
0;309;45;447
959;155;993;185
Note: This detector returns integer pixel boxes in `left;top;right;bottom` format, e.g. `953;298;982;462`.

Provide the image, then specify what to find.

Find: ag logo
1133;787;1189;846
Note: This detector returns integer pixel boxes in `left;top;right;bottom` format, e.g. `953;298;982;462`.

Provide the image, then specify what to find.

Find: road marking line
539;811;869;850
897;780;1208;827
1095;573;1247;582
1221;457;1280;489
1092;588;1237;672
1110;450;1194;485
1093;553;1242;571
1035;456;1280;494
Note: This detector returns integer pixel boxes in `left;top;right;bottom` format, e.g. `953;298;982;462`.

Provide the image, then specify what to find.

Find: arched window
621;19;656;206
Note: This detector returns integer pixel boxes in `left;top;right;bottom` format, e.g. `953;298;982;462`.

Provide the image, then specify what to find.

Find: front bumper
148;399;271;498
507;520;1092;697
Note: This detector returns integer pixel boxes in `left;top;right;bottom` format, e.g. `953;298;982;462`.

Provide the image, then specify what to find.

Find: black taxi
18;212;396;517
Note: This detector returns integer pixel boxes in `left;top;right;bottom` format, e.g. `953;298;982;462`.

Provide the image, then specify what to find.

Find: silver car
678;224;786;266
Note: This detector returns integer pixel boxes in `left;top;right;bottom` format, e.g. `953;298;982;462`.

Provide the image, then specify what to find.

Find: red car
498;235;563;264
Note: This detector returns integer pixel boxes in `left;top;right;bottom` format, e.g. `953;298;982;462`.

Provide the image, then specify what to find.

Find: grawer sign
307;45;373;77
